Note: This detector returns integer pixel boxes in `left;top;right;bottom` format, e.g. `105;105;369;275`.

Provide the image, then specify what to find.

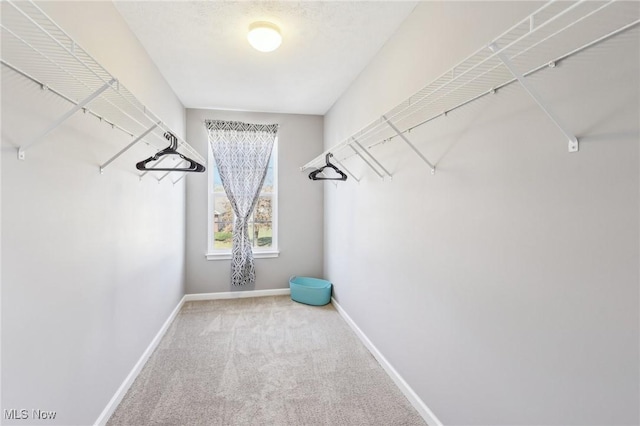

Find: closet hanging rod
0;59;134;138
0;17;150;129
4;49;201;165
0;18;149;139
4;0;116;94
383;0;586;127
301;1;580;169
1;58;184;169
374;1;603;146
301;0;639;172
1;6;153;147
1;0;205;168
2;19;198;162
341;17;640;158
18;78;117;159
309;4;593;166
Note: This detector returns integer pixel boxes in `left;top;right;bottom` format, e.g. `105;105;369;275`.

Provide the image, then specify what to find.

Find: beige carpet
107;295;426;425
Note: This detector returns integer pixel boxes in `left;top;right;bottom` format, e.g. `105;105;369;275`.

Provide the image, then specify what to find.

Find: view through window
208;142;277;254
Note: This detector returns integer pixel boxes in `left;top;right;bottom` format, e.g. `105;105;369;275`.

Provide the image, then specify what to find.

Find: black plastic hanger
136;132;206;173
308;153;347;181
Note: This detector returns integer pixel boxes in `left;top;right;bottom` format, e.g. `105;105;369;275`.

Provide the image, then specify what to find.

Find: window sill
206;250;280;261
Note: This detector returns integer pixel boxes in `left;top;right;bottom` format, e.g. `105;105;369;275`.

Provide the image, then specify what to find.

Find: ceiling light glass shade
248;21;282;52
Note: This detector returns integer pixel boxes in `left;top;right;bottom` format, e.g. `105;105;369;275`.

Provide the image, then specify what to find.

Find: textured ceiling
114;1;417;114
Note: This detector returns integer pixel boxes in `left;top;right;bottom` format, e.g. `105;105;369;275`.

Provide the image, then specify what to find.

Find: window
206;140;278;260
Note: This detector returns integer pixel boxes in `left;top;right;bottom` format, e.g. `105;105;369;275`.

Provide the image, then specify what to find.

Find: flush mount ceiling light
247;21;282;52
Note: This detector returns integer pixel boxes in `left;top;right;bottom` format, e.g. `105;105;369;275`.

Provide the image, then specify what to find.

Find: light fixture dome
247;21;282;53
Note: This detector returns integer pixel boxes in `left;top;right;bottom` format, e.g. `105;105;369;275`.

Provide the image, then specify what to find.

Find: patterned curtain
205;120;278;286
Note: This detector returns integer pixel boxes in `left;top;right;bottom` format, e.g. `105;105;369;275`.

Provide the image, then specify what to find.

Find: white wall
324;2;639;425
1;2;188;424
185;109;324;294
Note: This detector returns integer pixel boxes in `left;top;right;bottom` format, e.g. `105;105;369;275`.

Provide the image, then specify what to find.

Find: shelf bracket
172;174;187;185
158;161;185;182
348;142;384;179
352;138;392;178
489;43;579;152
100;122;160;173
382;115;436;174
331;156;360;183
139;155;169;180
18;78;117;160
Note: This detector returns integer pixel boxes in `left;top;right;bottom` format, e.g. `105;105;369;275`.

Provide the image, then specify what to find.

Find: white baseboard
331;297;443;426
184;288;290;301
94;295;186;426
95;288;291;425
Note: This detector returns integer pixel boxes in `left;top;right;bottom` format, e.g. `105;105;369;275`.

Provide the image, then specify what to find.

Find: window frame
206;138;279;260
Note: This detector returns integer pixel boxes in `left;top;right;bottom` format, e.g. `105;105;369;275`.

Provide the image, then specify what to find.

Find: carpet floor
107;295;426;425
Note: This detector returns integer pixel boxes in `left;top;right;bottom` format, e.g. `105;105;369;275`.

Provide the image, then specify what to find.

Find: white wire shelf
301;0;640;180
0;0;205;177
